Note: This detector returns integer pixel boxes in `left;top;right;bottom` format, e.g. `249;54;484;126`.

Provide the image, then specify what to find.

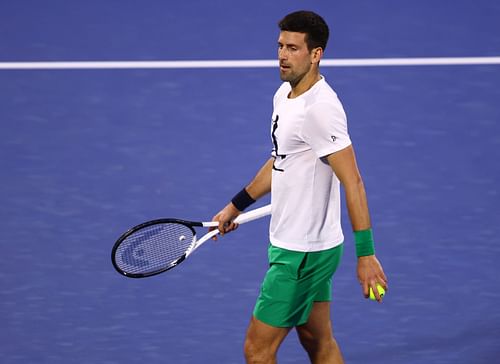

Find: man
212;10;387;364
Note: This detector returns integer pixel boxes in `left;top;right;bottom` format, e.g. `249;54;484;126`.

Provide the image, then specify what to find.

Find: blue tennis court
2;1;500;363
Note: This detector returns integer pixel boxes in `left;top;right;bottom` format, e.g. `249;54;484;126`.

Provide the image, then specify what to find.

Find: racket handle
234;204;271;224
202;204;271;228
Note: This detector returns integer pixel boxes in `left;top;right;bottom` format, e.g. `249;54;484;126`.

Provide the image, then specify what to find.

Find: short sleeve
301;101;352;158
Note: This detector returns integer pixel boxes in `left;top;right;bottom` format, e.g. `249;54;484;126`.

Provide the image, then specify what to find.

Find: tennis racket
111;204;271;278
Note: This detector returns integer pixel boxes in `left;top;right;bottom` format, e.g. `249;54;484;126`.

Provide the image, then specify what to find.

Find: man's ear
311;47;323;64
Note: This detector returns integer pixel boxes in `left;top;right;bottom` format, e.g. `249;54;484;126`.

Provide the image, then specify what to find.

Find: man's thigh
245;316;292;353
296;301;334;341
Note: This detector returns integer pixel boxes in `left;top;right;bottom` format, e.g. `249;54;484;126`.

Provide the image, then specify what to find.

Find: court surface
1;1;500;363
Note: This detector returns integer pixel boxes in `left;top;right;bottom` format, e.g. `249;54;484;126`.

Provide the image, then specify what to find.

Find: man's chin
279;72;292;82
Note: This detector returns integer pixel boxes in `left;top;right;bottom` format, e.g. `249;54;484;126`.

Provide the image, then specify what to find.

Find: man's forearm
344;177;372;232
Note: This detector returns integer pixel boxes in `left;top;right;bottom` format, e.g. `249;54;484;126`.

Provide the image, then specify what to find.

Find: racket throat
173;253;187;266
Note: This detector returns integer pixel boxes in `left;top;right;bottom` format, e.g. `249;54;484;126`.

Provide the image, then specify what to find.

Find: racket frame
111;218;202;278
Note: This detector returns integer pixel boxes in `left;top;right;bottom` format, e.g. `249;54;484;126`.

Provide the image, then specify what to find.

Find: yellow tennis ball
369;284;385;300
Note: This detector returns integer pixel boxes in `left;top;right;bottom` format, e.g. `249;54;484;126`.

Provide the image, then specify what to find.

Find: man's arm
212;157;274;236
326;145;388;301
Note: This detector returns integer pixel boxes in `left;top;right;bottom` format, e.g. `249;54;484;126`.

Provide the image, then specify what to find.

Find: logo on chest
271;114;285;172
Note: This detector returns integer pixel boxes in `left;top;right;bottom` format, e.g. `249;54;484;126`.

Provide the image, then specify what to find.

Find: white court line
0;57;500;70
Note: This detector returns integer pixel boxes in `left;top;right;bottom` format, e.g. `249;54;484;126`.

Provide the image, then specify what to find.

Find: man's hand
357;255;388;302
210;203;241;240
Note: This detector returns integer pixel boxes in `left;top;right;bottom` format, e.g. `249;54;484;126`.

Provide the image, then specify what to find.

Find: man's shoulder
312;77;339;99
305;79;342;110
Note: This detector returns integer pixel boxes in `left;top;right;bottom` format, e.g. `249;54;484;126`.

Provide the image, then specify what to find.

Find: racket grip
234;204;271;224
202;204;271;228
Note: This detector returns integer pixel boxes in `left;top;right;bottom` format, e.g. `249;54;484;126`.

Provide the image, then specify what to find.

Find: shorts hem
253;311;309;329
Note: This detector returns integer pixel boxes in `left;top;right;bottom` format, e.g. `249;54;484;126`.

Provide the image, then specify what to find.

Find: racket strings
114;223;195;275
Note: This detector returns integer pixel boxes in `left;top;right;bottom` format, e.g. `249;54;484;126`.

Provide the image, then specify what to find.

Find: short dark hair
278;10;329;51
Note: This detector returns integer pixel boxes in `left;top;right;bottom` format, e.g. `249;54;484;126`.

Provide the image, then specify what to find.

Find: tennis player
212;10;387;364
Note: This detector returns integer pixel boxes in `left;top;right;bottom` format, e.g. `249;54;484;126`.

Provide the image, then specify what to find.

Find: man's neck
289;70;321;99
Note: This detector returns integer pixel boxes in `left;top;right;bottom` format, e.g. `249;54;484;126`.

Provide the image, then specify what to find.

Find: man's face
278;31;315;85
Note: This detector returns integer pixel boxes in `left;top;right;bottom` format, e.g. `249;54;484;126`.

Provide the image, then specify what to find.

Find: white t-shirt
269;77;352;252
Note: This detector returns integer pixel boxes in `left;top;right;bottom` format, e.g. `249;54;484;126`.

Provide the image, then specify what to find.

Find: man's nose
278;48;287;60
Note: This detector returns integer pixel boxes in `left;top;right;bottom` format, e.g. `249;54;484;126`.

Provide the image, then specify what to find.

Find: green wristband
354;228;375;257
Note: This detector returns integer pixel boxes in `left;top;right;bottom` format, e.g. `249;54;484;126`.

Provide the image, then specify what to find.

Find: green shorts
253;243;343;328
